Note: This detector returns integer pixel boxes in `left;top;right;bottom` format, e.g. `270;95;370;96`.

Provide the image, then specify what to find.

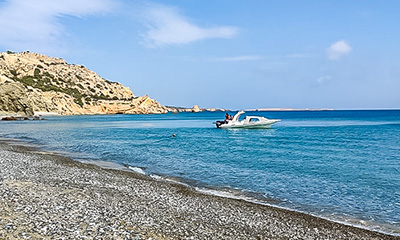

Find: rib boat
216;111;280;129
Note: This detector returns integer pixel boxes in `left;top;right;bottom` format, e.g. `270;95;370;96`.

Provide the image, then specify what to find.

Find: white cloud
326;40;352;60
316;75;331;84
214;55;263;62
140;4;238;47
0;0;115;53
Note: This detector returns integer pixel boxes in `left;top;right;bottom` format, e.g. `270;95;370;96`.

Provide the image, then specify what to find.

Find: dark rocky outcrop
0;81;34;116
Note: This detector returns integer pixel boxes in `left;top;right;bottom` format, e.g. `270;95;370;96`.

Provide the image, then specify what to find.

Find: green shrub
18;76;35;86
9;69;18;76
34;68;41;78
43;72;52;78
76;75;84;81
74;97;83;107
102;78;115;84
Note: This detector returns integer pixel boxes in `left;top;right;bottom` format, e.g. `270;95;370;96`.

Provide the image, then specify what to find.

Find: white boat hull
219;119;280;129
216;111;280;129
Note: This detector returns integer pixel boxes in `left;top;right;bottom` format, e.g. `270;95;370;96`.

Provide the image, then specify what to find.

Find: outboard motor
216;120;225;128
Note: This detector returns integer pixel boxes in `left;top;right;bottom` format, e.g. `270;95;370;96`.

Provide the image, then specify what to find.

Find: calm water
1;110;399;235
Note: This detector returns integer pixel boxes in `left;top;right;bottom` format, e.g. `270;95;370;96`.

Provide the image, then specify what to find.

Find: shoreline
128;164;400;237
0;139;398;239
3;135;398;237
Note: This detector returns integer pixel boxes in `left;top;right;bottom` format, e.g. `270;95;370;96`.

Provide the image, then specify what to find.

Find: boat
216;111;280;129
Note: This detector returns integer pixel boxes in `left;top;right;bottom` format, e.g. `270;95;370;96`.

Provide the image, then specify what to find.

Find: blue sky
0;0;399;109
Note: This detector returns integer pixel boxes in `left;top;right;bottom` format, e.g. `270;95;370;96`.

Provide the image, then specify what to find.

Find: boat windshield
249;118;260;122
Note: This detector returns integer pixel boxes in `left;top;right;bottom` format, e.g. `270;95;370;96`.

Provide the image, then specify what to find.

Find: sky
0;0;399;109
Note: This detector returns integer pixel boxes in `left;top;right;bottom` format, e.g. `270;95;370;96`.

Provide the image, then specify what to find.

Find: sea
1;110;399;235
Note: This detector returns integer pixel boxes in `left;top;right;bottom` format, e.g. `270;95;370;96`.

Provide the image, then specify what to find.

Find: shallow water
1;110;399;235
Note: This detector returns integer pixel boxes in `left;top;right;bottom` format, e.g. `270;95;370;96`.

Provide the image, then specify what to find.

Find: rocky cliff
0;51;167;116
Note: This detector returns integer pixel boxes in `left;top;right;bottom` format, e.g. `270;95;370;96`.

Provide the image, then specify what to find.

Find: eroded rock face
0;51;167;115
0;80;34;116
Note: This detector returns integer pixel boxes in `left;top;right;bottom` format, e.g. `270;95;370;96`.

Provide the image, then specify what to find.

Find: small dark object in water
2;116;17;121
172;134;176;137
1;116;46;121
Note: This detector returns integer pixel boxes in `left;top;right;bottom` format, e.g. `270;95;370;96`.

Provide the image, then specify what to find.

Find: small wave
127;166;146;175
83;160;127;171
149;174;192;188
195;187;255;201
150;174;163;180
316;213;400;236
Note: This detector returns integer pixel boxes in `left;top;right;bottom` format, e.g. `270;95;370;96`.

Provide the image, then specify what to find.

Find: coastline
0;139;398;239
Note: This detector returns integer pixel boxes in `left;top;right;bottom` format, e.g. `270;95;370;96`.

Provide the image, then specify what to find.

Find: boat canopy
232;110;245;121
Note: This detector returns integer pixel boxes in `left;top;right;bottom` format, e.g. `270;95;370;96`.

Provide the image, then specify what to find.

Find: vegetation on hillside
9;67;120;106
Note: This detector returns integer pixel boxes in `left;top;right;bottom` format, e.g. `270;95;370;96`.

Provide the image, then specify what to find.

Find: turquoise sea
1;110;399;235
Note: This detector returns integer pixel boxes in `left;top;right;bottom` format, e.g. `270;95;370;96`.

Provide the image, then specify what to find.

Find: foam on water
128;166;146;175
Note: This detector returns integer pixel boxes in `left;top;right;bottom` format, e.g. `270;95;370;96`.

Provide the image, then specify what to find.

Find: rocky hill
0;51;167;116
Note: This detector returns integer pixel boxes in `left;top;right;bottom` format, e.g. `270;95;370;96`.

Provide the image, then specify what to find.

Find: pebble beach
0;140;398;239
